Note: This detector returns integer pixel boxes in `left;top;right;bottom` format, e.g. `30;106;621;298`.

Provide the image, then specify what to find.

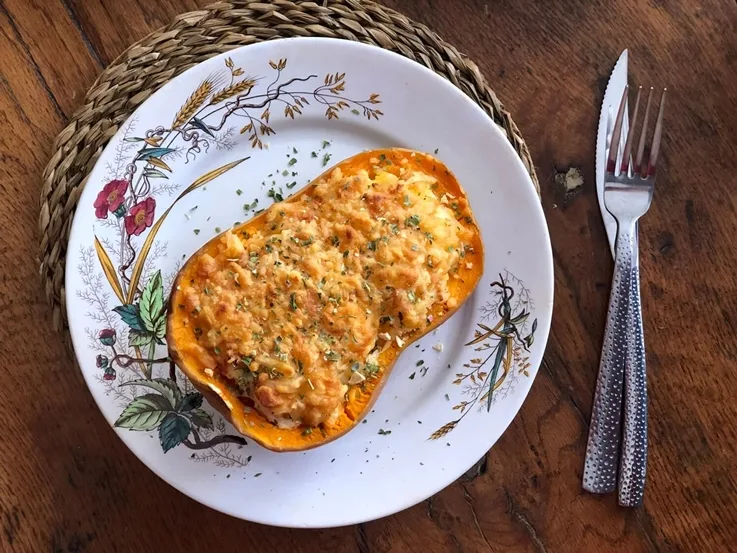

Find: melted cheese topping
179;161;473;428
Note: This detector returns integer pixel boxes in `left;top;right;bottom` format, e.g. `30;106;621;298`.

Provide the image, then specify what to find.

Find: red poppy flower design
125;197;156;236
93;179;128;219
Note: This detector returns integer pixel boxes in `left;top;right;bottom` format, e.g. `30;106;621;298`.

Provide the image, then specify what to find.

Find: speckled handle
618;252;648;507
583;224;635;494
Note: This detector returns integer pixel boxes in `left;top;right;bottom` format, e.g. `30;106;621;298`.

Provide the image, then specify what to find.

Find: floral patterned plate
66;38;553;528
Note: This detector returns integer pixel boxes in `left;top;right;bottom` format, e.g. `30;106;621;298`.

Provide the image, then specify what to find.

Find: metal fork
583;85;666;506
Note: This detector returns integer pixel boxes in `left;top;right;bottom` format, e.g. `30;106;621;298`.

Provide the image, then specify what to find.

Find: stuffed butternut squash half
167;148;483;451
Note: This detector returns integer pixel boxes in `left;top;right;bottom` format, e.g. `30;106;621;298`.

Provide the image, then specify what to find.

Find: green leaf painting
128;328;155;347
177;392;203;412
139;270;165;333
120;379;181;410
135;147;176;161
188;409;214;430
159;413;191;452
113;304;145;331
115;394;172;430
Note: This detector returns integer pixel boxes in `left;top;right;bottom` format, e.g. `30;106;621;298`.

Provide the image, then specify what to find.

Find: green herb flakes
405;214;421;228
267;188;284;202
364;362;380;374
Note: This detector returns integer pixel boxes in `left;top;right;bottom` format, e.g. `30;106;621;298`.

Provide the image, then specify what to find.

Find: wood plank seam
0;2;65;118
59;0;106;68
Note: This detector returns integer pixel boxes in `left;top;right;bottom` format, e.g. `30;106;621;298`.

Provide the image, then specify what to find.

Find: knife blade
596;50;629;258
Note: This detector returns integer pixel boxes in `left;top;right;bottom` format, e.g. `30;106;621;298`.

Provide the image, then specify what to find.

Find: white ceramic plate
66;38;553;528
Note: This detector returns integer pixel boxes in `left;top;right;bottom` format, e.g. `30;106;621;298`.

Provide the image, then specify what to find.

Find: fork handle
583;222;636;494
618;236;648;506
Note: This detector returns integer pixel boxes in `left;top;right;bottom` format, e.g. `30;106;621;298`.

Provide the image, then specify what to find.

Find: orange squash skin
166;148;484;451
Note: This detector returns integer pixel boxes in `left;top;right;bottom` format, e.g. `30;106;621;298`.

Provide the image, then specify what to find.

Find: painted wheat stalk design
210;79;256;105
172;80;214;128
429;421;458;440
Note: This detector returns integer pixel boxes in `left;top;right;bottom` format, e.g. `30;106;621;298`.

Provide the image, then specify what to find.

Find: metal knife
596;50;629;258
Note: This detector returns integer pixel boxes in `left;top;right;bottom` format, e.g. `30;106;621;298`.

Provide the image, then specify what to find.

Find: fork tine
620;86;642;174
607;86;629;173
635;87;654;175
647;88;667;176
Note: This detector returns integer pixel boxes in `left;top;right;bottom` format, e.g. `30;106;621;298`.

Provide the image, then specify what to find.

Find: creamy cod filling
180;161;474;428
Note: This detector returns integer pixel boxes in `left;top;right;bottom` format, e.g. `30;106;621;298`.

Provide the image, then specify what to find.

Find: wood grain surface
1;0;736;551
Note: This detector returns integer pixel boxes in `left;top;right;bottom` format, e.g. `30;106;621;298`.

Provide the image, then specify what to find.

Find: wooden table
2;0;736;551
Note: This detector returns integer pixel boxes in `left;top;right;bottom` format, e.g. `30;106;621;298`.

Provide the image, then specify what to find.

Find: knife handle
618;238;648;507
583;223;635;494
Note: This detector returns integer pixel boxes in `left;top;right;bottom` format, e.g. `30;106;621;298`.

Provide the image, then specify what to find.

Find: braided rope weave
39;0;538;345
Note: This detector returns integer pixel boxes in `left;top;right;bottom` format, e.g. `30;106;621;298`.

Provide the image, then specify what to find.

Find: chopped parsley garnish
213;346;221;355
322;152;332;166
409;372;416;380
343;250;350;258
378;429;392;435
286;181;297;189
390;223;400;235
330;236;340;247
290;293;297;311
243;199;258;210
215;227;221;233
407;290;417;303
367;240;377;251
379;315;393;324
416;360;425;366
292;147;298;154
325;351;340;361
311;151;318;158
236;189;243;195
301;236;314;246
288;158;297;166
302;428;312;436
267;188;284;202
322;140;331;148
405;214;421;228
203;287;212;295
364;362;380;374
281;169;289;176
193;229;200;235
351;108;360;115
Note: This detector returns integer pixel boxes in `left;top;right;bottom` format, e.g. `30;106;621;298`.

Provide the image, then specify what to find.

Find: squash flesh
167;149;484;451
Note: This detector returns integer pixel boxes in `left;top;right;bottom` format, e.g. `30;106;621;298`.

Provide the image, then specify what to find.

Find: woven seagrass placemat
39;0;538;346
